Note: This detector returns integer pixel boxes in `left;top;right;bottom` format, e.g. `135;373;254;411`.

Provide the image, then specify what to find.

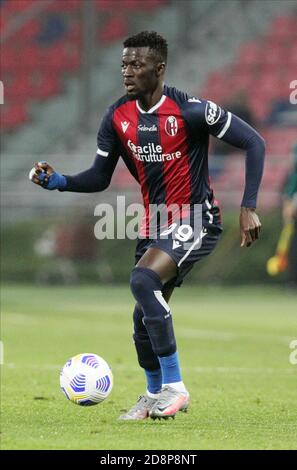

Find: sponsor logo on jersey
205;101;221;125
165;116;178;136
121;121;130;133
127;139;182;163
138;124;158;132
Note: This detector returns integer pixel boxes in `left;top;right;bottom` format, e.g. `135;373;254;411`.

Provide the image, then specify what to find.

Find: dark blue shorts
135;211;222;287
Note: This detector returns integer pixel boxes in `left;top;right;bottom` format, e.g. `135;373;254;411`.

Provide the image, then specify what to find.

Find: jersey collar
136;94;166;114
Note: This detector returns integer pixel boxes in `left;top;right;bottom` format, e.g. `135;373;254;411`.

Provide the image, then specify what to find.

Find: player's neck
138;82;164;112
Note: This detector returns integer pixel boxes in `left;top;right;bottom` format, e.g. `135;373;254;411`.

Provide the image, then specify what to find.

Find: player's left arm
217;113;265;247
184;98;265;246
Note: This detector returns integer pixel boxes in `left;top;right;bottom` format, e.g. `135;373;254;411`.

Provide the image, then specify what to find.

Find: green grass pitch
1;284;296;450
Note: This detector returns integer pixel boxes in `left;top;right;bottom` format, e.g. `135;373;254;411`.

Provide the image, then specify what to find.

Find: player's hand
239;207;261;247
29;161;54;186
29;161;66;190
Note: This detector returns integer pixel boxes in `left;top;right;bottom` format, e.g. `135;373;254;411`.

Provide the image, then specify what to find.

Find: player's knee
130;267;162;301
130;268;146;298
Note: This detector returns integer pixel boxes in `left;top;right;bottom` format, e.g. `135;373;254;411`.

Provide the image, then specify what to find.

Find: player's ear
156;62;166;77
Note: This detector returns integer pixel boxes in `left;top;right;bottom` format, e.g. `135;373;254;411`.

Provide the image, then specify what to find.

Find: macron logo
172;240;182;250
121;121;130;133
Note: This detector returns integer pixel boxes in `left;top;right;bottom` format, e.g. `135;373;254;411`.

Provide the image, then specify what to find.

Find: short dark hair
123;31;168;63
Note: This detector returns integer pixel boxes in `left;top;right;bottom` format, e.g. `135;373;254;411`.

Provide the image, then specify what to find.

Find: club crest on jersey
205;101;221;125
165;116;178;136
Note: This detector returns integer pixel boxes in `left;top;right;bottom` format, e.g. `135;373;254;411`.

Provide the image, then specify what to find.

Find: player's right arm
30;106;119;193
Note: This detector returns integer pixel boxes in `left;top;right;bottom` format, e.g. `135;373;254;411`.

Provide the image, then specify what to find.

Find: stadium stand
0;0;166;132
201;14;297;122
199;7;297;209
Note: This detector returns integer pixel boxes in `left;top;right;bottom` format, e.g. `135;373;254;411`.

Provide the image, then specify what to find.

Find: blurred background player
267;142;297;282
29;31;264;420
281;143;297;285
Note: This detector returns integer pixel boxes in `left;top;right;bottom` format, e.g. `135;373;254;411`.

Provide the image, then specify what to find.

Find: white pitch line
3;363;296;375
178;328;236;341
4;314;294;345
178;328;295;345
188;366;296;375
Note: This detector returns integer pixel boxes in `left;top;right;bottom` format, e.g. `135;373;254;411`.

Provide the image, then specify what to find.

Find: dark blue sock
144;368;162;394
158;351;182;384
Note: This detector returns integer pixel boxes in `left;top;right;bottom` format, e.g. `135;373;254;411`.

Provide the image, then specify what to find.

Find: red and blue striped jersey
65;85;265;232
97;86;229;219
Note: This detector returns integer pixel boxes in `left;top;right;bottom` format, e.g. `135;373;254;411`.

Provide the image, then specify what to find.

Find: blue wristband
39;172;67;190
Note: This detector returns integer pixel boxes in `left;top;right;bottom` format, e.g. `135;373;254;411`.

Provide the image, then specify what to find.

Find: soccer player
30;31;265;420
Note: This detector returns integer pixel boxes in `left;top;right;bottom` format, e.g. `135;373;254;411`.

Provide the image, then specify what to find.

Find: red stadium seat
95;0;116;10
262;168;288;189
289;45;297;64
237;42;263;65
0;0;166;134
9;19;41;43
249;94;271;121
1;48;19;72
66;22;82;45
207;71;225;88
1;0;36;17
45;0;81;13
45;44;81;71
96;0;165;11
98;16;129;43
0;14;8;31
12;46;43;69
1;101;28;131
264;43;289;66
30;74;61;99
228;71;255;90
3;76;30;100
6;44;80;72
270;15;297;38
202;13;297;126
262;128;297;155
120;0;166;9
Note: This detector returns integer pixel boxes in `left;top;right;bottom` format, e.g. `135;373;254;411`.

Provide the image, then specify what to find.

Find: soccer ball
60;353;113;406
